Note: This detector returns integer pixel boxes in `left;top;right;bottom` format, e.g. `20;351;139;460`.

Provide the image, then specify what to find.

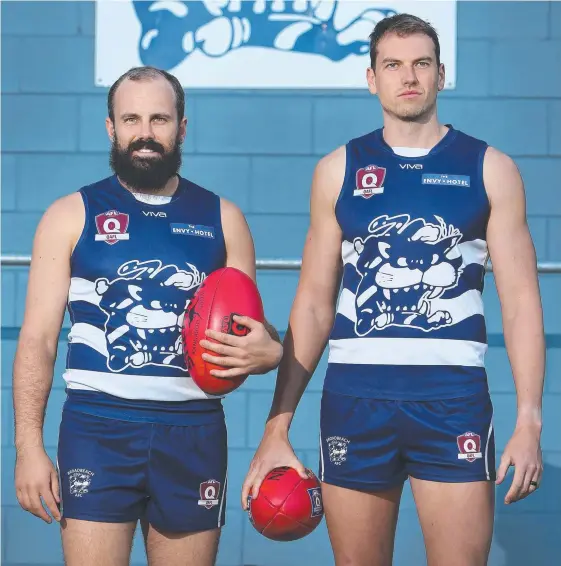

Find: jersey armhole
215;194;227;266
478;143;491;216
334;143;352;218
70;188;89;267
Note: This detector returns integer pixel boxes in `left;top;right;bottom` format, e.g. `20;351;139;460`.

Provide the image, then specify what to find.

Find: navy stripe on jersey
329;311;487;343
63;389;224;425
66;343;192;378
67;301;106;329
324;363;488;401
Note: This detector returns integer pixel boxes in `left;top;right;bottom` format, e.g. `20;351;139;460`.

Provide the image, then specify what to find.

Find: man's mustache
128;138;165;154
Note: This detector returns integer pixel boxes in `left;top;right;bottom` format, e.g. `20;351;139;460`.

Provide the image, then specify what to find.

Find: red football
247;467;324;541
182;267;265;395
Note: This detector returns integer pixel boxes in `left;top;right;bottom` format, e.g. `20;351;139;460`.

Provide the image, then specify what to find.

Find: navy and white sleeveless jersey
64;175;226;402
324;126;491;401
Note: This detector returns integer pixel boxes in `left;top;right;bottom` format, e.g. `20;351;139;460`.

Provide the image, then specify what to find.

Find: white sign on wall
95;0;456;89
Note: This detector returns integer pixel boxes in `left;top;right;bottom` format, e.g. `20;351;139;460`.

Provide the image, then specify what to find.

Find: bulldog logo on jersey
198;480;220;509
457;432;482;462
95;259;205;372
352;214;464;335
354;165;386;198
95;210;130;245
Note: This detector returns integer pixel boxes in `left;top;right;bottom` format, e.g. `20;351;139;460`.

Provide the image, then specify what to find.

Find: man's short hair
107;66;185;122
369;13;441;69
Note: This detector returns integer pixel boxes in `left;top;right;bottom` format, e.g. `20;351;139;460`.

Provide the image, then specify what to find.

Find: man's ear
106;117;115;142
366;67;378;96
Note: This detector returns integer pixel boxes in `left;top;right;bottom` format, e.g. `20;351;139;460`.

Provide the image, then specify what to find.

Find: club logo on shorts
326;436;350;465
95;210;130;245
67;468;94;497
457;432;482;463
354;165;386;198
307;487;324;518
198;479;220;509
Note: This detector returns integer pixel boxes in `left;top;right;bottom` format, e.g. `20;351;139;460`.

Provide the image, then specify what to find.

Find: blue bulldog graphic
95;259;205;372
132;0;397;69
353;214;465;335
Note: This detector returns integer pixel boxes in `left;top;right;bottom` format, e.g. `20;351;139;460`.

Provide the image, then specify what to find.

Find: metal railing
1;255;561;273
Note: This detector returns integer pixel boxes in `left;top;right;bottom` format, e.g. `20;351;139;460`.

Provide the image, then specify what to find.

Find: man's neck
119;174;179;197
381;113;448;150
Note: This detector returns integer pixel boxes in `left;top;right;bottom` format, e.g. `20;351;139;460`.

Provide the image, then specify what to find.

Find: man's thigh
411;478;494;566
141;520;221;566
322;482;403;566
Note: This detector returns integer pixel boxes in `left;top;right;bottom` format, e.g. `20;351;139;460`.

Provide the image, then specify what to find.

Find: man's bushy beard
110;134;182;192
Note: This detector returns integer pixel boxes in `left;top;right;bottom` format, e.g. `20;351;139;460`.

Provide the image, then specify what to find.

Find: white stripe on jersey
328;337;486;367
68;277;102;305
68;323;108;356
63;368;221;401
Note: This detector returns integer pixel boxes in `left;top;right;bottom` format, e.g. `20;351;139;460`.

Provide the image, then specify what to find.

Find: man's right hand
241;430;307;510
15;446;61;523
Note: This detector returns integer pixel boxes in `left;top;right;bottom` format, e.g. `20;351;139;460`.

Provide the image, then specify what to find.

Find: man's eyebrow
119;112;174;119
380;56;434;64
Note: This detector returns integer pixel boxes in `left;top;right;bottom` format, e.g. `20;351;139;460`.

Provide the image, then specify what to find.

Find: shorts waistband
63;389;224;426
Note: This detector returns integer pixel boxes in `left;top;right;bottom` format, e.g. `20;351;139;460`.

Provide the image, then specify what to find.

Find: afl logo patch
457;432;482;463
354;165;386;198
95;210;130;245
198;479;221;509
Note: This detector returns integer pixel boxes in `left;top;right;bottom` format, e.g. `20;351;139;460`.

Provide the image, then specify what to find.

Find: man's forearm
502;298;545;428
13;336;56;450
266;300;334;436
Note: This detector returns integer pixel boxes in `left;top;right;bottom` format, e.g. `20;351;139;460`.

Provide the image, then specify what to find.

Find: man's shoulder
45;191;84;216
43;175;114;216
483;146;520;184
316;145;346;175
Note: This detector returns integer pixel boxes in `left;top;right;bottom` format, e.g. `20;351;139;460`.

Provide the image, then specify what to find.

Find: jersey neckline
110;174;187;208
373;124;457;160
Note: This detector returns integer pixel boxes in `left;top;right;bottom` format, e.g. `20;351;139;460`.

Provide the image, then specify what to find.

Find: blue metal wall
2;2;560;565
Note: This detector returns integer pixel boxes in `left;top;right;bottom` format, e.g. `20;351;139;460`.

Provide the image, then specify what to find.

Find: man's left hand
496;424;543;504
199;315;283;377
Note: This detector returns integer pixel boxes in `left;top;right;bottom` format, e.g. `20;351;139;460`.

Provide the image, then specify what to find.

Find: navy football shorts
57;399;227;533
319;388;495;490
